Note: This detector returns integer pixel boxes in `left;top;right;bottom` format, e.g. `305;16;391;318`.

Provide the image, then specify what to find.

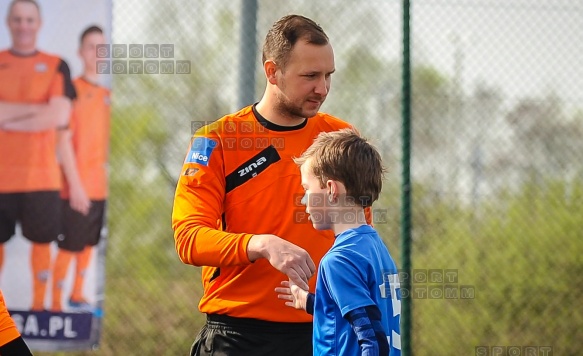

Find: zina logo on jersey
238;157;267;177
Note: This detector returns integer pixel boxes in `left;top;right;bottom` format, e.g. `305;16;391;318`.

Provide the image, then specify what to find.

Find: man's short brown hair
262;14;329;71
294;128;386;207
79;25;103;46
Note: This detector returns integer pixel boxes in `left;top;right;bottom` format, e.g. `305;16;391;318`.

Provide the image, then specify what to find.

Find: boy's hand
69;183;91;215
275;280;309;311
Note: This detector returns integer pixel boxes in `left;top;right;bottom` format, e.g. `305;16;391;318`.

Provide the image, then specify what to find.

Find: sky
1;0;579;109
413;1;583;107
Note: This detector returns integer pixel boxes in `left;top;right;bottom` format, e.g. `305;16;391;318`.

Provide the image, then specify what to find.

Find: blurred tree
506;94;583;181
411;177;583;355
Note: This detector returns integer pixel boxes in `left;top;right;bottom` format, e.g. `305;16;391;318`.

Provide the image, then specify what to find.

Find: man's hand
275;280;309;311
247;234;316;290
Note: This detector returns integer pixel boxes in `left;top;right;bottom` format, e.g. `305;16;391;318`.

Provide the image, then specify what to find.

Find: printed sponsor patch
225;145;281;193
185;137;217;166
183;167;199;176
35;62;48;72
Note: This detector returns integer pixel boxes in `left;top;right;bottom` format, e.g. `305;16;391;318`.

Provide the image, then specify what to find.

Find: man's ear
264;60;278;85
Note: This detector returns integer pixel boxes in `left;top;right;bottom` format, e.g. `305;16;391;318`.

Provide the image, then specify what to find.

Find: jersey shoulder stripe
225;145;281;193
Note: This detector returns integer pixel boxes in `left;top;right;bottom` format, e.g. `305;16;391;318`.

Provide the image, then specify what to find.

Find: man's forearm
0;101;38;124
0;97;71;132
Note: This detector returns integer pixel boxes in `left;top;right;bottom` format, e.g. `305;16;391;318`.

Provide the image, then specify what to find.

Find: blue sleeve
306;293;315;315
345;305;389;356
321;252;375;316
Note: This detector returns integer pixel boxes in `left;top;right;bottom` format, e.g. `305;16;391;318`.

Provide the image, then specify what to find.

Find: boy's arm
345;305;389;356
321;252;395;355
56;128;91;215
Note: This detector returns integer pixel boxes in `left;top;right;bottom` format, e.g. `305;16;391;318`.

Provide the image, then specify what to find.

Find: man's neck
255;98;306;127
82;71;99;84
11;45;36;56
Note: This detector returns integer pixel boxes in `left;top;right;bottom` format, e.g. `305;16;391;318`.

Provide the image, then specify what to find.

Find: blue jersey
313;225;401;356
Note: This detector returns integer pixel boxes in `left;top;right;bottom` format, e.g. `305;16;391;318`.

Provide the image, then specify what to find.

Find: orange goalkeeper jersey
0;50;76;192
61;77;111;200
0;290;20;347
173;105;357;323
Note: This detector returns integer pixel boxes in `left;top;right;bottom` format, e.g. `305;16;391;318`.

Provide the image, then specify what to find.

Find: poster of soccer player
0;0;112;351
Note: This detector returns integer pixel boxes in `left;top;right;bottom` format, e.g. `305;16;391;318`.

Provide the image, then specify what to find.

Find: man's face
300;159;332;231
79;32;105;72
274;41;335;120
7;1;41;50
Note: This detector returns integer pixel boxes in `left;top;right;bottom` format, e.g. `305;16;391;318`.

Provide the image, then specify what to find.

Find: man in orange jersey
172;15;368;356
51;25;110;312
0;0;75;312
0;289;33;355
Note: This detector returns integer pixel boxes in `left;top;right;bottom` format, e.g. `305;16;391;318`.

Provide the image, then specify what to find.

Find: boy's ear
327;180;338;199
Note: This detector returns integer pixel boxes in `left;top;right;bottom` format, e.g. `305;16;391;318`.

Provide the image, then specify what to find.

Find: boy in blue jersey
276;128;401;356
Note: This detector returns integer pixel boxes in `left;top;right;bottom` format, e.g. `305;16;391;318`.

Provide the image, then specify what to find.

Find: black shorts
191;314;313;356
0;191;61;244
58;200;106;252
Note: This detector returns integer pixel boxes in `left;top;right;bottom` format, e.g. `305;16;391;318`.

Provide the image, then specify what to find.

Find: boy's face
300;159;332;231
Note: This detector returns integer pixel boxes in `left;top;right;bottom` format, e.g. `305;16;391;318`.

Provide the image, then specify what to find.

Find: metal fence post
400;0;412;354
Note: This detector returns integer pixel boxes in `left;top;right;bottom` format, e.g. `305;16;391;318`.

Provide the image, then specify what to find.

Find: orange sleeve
172;131;254;267
0;291;20;347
